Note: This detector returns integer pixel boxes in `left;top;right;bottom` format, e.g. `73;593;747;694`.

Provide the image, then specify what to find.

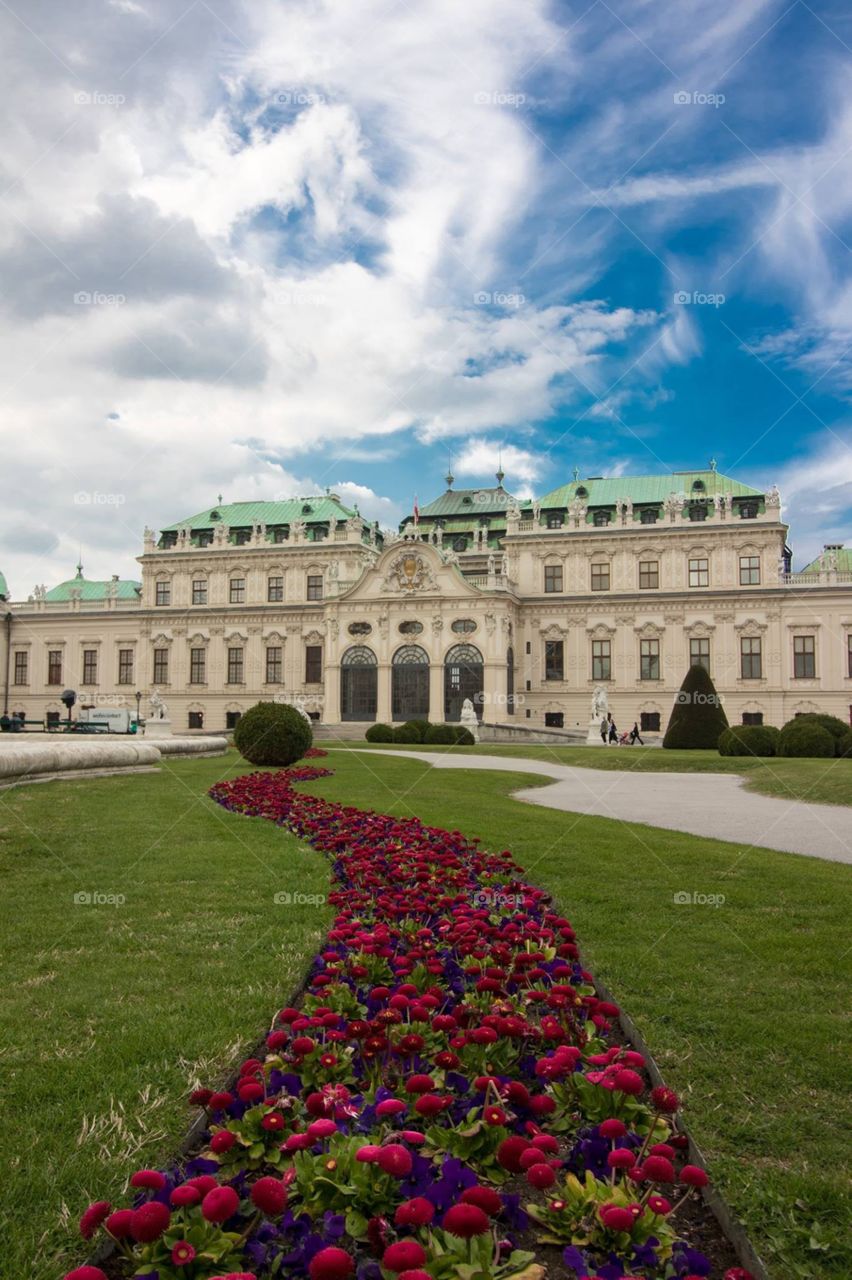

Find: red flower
526;1162;556;1189
104;1209;134;1238
443;1203;491;1238
723;1271;755;1280
63;1270;109;1280
461;1186;502;1216
395;1197;435;1227
647;1195;672;1215
612;1068;644;1096
607;1149;636;1171
375;1098;407;1117
484;1105;507;1126
201;1185;240;1223
376;1144;413;1177
650;1085;680;1113
171;1241;196;1266
130;1169;167;1191
208;1091;234;1110
355;1144;381;1163
496;1136;530;1172
79;1200;111;1240
307;1118;338;1140
599;1204;635;1232
130;1201;171;1242
642;1155;675;1184
404;1073;435;1094
251;1176;288;1216
211;1130;237;1153
599;1119;627;1140
308;1246;355;1280
262;1112;286;1131
680;1164;709;1188
382;1241;427;1272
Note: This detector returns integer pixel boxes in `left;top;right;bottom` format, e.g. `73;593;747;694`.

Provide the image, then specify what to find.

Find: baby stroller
617;729;631;746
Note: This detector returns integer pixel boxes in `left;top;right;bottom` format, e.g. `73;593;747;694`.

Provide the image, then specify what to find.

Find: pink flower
79;1201;111;1240
201;1185;240;1223
443;1203;491;1238
171;1241;196;1266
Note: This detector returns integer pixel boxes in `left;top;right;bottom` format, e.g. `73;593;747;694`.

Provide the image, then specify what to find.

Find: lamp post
60;689;76;731
135;690;142;733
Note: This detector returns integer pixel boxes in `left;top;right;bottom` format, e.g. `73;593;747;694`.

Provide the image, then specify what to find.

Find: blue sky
0;0;851;592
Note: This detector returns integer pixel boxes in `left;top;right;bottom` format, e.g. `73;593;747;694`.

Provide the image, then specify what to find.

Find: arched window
444;643;484;722
392;645;429;721
399;620;423;635
506;646;515;715
340;646;377;722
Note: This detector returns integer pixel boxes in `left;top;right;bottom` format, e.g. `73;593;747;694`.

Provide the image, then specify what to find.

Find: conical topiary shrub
663;664;729;749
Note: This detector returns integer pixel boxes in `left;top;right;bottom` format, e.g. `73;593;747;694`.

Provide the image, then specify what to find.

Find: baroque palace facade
2;468;852;735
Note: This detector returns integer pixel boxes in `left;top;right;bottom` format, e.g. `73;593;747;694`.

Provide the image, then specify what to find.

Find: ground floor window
46;710;61;727
225;710;241;729
190;648;206;684
118;648;134;684
544;711;564;728
82;649;98;684
227;648;244;684
742;711;764;725
188;711;203;729
153;648;169;684
640;711;661;732
305;645;323;684
544;640;564;681
266;646;283;683
639;638;660;680
507;647;515;715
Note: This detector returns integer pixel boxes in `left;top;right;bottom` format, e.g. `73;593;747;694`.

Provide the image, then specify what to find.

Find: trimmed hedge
232;701;312;766
392;724;422;743
365;723;394;742
424;723;476;746
781;713;849;757
778;720;835;758
663;665;729;749
718;724;780;757
400;719;431;742
838;732;852;759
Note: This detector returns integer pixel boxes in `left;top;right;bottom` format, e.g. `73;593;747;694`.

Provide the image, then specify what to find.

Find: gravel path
353;749;852;864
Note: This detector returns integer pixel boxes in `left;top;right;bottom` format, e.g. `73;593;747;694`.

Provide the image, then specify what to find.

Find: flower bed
68;765;753;1280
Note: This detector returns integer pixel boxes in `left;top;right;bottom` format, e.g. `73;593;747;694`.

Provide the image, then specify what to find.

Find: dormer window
688;503;707;522
593;510;610;526
209;510;220;521
640;508;658;524
739;501;758;519
576;485;588;498
692;479;705;492
453;536;468;552
547;513;563;528
302;503;313;514
233;528;251;545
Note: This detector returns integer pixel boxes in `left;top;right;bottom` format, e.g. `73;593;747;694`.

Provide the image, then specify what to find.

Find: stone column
429;662;444;724
323;663;341;725
376;662;391;723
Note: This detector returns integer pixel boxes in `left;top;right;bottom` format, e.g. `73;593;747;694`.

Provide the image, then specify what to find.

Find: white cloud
452;438;543;488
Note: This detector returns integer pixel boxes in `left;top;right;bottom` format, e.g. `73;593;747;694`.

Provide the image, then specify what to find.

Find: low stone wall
478;721;588;746
0;734;228;788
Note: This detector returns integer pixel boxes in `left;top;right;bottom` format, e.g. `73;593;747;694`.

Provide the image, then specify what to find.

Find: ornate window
191;578;207;605
47;650;63;685
307;574;323;601
451;619;477;634
688;502;707;522
189;648;206;684
268;575;284;602
544;640;564;681
305;645;323;683
545;711;564;727
153;648;169;684
225;710;242;729
227;647;244;683
233;528;251;545
739;555;760;585
640;639;660;680
848;635;852;678
82;649;98;684
742;711;763;725
391;645;429;721
740;636;762;679
13;652;27;685
593;510;610;527
592;639;611;681
341;646;376;721
266;646;283;683
639;560;659;589
640;711;661;732
229;577;246;604
188;710;204;729
444;644;483;722
688;557;709;588
793;635;815;679
640;508;658;524
399;620;423;635
591;562;610;592
452;536;468;552
544;564;563;593
348;622;372;636
155;580;170;606
689;637;710;672
547;513;564;528
738;501;759;519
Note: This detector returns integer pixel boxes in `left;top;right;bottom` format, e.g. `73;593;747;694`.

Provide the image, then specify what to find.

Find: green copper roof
415;486;517;519
44;568;141;603
162;496;357;533
0;570;7;599
800;545;852;574
539;470;762;509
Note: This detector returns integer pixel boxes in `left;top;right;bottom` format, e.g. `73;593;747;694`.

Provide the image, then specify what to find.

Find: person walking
608;712;618;744
629;721;644;745
600;715;608;744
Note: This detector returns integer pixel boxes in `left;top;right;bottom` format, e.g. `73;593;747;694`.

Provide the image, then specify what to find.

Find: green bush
365;723;394;742
663;665;729;749
452;726;476;746
778;720;835;758
392;723;422;743
837;731;852;759
400;719;431;742
232;701;312;766
424;723;476;745
781;713;849;756
718;724;780;757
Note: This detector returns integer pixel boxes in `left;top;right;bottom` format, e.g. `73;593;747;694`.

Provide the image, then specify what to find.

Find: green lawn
329;739;852;807
2;748;850;1280
310;748;851;1279
0;754;331;1280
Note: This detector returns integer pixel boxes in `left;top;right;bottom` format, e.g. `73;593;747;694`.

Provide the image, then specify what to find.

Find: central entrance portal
392;645;429;721
340;646;377;721
444;643;484;722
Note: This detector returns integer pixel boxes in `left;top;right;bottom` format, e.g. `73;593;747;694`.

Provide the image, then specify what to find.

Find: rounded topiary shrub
424;724;457;744
838;731;852;759
365;723;394;743
451;726;476;745
718;724;779;757
401;719;431;742
392;723;422;743
778;719;835;758
663;665;729;749
233;701;313;766
781;712;849;756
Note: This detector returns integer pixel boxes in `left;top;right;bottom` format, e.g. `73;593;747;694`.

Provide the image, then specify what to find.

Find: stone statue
460;697;480;742
149;689;168;720
533;499;541;523
591;685;608;722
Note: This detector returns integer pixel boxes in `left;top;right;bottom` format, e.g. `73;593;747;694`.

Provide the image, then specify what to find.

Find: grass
0;753;331;1280
2;747;849;1280
329;740;852;807
307;748;851;1279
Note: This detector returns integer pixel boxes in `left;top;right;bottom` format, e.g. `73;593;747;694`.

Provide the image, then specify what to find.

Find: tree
663;664;729;749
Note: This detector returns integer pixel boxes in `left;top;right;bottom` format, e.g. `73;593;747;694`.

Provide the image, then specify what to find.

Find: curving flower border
67;765;753;1280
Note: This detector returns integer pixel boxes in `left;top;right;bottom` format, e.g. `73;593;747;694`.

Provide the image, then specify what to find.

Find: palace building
2;469;851;736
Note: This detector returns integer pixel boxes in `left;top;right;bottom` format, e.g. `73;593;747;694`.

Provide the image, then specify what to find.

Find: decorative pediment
187;631;209;646
683;619;715;636
225;628;249;643
382;551;437;594
633;621;665;638
734;617;767;636
586;622;616;638
151;631;173;646
540;622;567;639
304;629;324;645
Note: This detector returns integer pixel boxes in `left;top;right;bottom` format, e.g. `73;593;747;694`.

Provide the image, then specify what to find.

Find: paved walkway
355;750;852;864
